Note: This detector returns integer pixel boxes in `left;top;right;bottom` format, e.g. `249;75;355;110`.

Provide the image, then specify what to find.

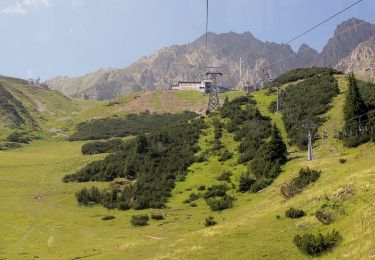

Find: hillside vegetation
0;76;220;150
0;69;374;259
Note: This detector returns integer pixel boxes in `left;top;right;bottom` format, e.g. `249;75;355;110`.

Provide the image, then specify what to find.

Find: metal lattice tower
206;70;222;114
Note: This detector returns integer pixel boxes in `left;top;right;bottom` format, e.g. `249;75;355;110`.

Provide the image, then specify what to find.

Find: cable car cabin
171;80;212;93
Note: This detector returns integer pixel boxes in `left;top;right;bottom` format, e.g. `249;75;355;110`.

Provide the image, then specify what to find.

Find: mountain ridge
47;17;375;100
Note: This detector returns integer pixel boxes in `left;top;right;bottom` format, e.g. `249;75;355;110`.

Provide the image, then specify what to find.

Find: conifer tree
342;73;369;146
136;133;149;154
344;73;367;129
268;124;288;163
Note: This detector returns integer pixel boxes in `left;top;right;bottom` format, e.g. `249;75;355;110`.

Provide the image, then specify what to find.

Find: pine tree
344;73;367;130
136;133;149;154
342;73;369;147
268;124;287;163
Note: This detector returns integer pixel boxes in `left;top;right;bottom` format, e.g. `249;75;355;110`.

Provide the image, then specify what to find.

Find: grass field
0;77;375;259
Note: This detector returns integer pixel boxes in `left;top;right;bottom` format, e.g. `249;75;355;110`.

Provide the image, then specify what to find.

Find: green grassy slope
0;76;374;259
0;76;233;143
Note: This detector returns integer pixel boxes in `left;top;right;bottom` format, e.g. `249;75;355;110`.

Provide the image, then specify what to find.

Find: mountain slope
0;76;79;141
47;18;375;100
319;18;375;67
336;37;375;83
1;73;374;259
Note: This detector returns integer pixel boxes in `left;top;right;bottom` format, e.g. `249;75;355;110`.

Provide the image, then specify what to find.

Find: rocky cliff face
47;18;375;100
336;37;375;83
319;18;375;67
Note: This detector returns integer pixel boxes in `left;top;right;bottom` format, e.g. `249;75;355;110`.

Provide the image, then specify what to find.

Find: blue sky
0;0;374;80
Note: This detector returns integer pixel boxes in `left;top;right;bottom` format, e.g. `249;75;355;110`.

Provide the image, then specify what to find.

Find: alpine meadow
1;0;375;259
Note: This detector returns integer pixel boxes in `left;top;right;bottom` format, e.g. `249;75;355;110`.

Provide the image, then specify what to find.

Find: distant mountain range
47;18;375;100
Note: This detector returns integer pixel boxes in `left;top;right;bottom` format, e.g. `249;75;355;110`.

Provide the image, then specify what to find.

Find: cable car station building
171;80;212;93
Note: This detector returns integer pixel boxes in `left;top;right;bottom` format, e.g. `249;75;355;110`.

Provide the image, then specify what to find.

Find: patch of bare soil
159;91;206;113
115;91;155;113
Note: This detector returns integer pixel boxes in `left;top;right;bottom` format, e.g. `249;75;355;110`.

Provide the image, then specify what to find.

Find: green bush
315;202;345;225
81;139;124;155
190;202;197;207
238;173;256;192
218;149;233;162
250;178;273;192
7;132;34;144
216;171;232;182
118;201;131;211
206;195;235;211
285;207;306;218
130;215;149;227
197;185;206;191
281;167;321;198
203;185;229;199
204;216;217;227
293;230;343;256
188;193;200;201
75;186;102;206
339;158;347;164
102;215;115;221
151;213;164;220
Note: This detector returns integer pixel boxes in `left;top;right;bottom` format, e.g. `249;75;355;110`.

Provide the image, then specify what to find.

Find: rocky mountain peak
47;18;375;100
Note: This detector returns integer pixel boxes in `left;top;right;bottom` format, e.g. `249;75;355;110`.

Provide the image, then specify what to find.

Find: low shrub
130;215;149;226
293;230;343;256
250;178;273;192
118;201;131;211
196;152;208;163
190;202;197;207
238;173;256;192
216;171;232;183
285;207;306;219
188;193;200;201
102;215;115;221
206;195;235;211
7;131;34;144
315;202;345;225
281;167;321;198
218;150;233;162
0;142;22;151
204;216;217;227
75;187;101;206
197;185;206;191
151;213;164;220
203;184;228;199
81;139;124;155
212;140;224;151
339;158;347;164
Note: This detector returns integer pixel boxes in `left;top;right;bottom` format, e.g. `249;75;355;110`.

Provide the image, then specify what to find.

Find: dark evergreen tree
136;133;149;154
344;73;368;126
268;124;288;164
342;73;369;147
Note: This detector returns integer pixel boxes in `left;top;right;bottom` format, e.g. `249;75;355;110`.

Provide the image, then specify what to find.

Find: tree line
69;111;197;141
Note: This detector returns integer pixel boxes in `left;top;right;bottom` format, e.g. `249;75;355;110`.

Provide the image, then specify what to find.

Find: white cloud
1;0;51;15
